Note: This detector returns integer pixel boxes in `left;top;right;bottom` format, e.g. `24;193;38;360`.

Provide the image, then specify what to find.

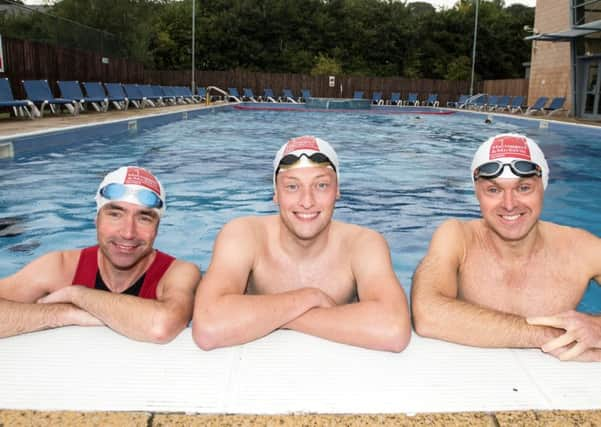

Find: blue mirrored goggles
99;183;163;209
474;160;542;181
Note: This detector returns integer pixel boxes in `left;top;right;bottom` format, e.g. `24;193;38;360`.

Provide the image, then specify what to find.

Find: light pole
470;0;479;96
191;0;196;94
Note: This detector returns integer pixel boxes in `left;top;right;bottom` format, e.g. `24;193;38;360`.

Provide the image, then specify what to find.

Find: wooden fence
0;36;528;105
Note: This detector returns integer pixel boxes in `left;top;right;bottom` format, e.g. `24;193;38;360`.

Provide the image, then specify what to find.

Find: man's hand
37;286;104;327
528;311;601;362
37;286;76;304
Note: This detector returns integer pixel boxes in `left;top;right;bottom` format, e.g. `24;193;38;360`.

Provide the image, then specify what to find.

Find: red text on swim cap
284;136;319;155
489;135;531;161
124;167;161;194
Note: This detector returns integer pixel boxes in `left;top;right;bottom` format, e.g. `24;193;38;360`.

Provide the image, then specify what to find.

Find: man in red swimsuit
0;166;200;343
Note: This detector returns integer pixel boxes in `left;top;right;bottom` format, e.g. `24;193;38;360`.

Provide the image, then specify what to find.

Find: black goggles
473;160;542;181
277;152;336;173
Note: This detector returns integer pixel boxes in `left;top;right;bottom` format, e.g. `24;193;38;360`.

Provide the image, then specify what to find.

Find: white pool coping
0;327;599;414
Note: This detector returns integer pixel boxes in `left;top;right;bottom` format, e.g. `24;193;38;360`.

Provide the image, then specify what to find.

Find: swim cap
471;133;549;189
273;136;340;186
95;166;166;217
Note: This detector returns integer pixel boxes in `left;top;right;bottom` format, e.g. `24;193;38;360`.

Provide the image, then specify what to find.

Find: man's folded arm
284;230;411;352
411;219;560;348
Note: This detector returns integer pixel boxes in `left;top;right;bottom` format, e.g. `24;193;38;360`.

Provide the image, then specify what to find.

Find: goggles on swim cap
276;152;336;174
473;160;542;181
99;183;163;209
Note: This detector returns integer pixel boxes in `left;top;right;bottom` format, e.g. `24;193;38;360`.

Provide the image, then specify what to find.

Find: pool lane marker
0;141;14;159
128;120;138;133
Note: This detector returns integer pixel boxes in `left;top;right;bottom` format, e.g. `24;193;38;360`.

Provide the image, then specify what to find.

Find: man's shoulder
219;215;275;239
540;221;599;245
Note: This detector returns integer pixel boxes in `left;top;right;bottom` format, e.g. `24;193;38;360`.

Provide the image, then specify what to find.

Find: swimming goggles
99;183;163;209
473;160;542;181
277;152;336;172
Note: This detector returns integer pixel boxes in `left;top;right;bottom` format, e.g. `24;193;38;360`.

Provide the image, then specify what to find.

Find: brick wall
528;0;572;113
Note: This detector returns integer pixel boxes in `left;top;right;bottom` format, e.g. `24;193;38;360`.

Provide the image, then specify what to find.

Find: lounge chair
158;86;176;105
22;79;77;116
424;93;439;107
197;87;207;102
389;92;401;106
123;84;152;108
178;86;200;103
371;91;384;106
446;94;469;108
508;95;525;113
262;88;277;103
524;96;549;115
468;94;488;110
405;92;419;106
227;88;242;103
489;95;511;112
104;83;129;110
484;95;498;111
138;84;164;106
81;82;111;112
545;97;567;116
243;88;258;102
282;89;298;103
0;78;38;118
353;91;364;99
58;80;108;113
300;89;311;102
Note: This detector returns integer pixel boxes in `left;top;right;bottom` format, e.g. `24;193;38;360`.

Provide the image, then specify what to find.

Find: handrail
206;85;241;104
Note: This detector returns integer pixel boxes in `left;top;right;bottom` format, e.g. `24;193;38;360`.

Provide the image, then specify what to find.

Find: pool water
1;108;600;312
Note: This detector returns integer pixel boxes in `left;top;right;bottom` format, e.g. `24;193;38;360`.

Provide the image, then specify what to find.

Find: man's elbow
191;315;226;351
381;319;411;353
148;314;187;344
411;300;438;339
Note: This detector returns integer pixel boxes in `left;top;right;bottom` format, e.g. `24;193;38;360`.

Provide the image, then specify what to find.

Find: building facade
529;0;601;119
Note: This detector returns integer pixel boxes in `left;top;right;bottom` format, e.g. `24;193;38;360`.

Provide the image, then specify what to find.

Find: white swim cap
273;136;340;187
95;166;166;217
471;133;549;189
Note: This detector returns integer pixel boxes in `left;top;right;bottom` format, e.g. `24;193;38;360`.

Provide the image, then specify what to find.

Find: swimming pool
1;107;600;312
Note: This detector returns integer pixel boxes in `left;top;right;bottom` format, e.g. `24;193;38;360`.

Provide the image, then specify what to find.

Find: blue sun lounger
353;91;364;99
0;78;37;118
446;94;469;108
103;83;129;110
300;89;311;102
508;95;525;113
371;91;384;105
281;89;298;103
22;79;77;116
262;88;277;103
123;84;152;108
227;88;242;102
138;84;163;106
58;80;108;112
544;97;567;116
424;93;439;107
524;96;549;115
243;88;258;102
489;95;511;112
405;92;419;106
389;92;401;106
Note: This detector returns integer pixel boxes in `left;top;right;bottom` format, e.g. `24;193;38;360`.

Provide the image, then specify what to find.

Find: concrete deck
2;410;601;426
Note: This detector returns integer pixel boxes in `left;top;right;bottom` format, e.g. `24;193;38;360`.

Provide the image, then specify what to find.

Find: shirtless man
411;133;601;361
192;135;410;352
0;166;200;343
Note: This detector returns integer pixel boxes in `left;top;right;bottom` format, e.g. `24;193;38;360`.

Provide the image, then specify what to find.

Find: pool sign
0;35;4;72
329;76;335;87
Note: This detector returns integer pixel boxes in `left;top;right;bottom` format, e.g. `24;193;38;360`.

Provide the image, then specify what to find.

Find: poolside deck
1;327;600;426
